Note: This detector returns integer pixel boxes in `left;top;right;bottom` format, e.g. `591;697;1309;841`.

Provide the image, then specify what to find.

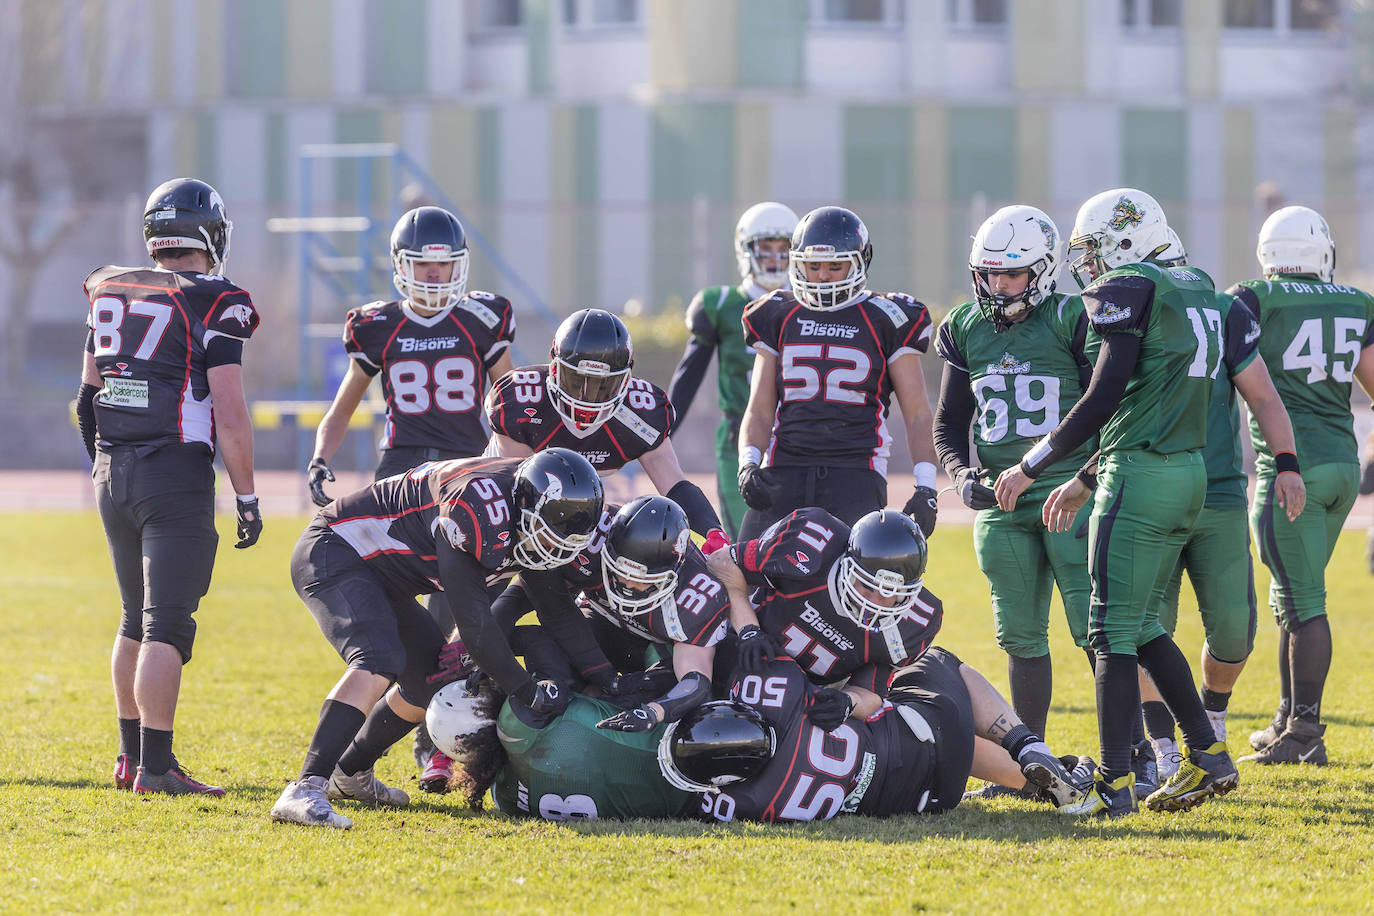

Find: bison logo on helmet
1108;197;1145;232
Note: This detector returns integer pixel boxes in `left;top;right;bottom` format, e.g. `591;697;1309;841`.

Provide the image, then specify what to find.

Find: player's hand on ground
738;462;780;511
307;457;335;507
994;465;1034;512
1043;477;1091;533
953;467;998;511
529;678;571;717
903;486;939;537
805;688;854;732
1275;471;1307;522
596;704;661;732
234;496;263;548
736;624;779;672
425;639;475;686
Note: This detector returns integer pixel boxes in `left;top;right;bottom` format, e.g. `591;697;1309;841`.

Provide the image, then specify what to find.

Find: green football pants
715;417;747;539
1154;506;1256;664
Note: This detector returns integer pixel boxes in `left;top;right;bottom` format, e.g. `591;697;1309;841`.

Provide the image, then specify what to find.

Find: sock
1137;635;1215;752
998;723;1042;761
1289;615;1332;723
118;717;141;760
300;699;367;781
1200;687;1231;713
140;727;173;775
1007;654;1052;739
1095;653;1140;781
1131;701;1147;747
1142;701;1176;742
1276;626;1292;712
337;698;420;776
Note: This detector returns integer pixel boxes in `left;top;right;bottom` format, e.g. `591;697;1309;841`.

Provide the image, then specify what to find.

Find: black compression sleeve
666;479;723;535
490;582;535;634
205;335;244;368
652;670;711;723
1022;332;1140;477
76;382;99;462
520;568;617;689
667;336;715;428
436;544;536;704
933;363;977;477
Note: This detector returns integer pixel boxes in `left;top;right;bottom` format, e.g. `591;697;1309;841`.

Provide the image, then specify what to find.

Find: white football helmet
425;681;498;760
735;202;798;290
1157;227;1187;266
1067;188;1171;288
1257;205;1334;282
968;205;1061;327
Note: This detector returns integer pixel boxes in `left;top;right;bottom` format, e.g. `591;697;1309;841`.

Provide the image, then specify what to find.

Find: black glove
953;467;997;511
596;704;661;732
806;688;854;732
738;462;780;511
234;496;263;549
736;624;779;672
307;457;335;507
425;640;475;686
607;669;678;698
529;678;571;717
903;486;939;537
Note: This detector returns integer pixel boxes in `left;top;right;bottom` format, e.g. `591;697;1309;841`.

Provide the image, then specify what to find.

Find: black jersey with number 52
83;266;260;450
344;293;516;455
486;365;675;473
742;290;931;475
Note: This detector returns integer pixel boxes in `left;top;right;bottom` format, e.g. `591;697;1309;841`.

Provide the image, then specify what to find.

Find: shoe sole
1144;771;1239;813
418;775;452;795
1022;762;1082;806
270;809;352;829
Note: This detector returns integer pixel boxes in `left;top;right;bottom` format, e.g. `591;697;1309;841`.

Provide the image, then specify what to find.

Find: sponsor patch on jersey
870;295;909;329
519;407;543;424
986;352;1031;375
399;336;460;353
613;404;660;446
458;296;501;329
839;752;878;814
788;550;811;574
1093;300;1131;324
113;362;133;378
100;377;149;409
797;318;859;339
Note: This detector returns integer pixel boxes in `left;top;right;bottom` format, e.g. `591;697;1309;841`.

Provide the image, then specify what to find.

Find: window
813;0;905;26
473;0;523;31
947;0;1008;28
1225;0;1343;32
1121;0;1181;29
563;0;641;28
1290;0;1340;30
1224;0;1275;27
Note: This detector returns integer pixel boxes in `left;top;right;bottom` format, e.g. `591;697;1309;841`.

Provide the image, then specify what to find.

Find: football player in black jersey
486;308;727;549
708;508;942;717
306;206;517;791
737;207;940;541
78;178;262;797
270;449;603;830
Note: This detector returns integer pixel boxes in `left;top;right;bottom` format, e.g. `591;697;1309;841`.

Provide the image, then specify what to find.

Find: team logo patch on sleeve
1092;300;1131;324
222;303;255;328
434;516;467;549
613;404;661;445
870;296;909;329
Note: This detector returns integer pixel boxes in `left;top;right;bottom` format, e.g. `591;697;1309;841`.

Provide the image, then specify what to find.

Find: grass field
4;511;1374;914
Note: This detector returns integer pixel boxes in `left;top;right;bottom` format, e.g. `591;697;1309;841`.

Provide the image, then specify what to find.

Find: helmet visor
549;357;631;430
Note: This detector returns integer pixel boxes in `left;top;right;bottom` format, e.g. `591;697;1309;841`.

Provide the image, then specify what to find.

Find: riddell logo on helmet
420;244;451;256
797;319;858;339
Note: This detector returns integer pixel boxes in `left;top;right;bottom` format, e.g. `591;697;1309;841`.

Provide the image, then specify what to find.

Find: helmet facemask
601;544;679;618
972;264;1047;329
836;556;923;632
740;236;792;290
548;356;631;432
789;248;868;311
393;245;469;312
513;476;597;571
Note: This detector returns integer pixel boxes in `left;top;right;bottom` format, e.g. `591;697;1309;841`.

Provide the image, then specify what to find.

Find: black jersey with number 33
84;266;260;449
743;290;931;474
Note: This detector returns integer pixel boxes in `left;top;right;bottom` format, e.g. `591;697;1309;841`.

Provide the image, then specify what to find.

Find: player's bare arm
1231;356;1305;521
207;363;257;500
491;432;535;458
487;349;514;384
311;361;373;464
706;546;758;632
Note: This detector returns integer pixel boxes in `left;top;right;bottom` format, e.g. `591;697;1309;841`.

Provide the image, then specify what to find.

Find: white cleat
1206;708;1228;746
1151;737;1184;781
327;766;410;808
271;776;353;829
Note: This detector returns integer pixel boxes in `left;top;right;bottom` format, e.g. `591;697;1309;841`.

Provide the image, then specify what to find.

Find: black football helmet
836;509;928;631
511;448;605;570
548;309;634;431
657;700;776;793
143;178;232;273
391;206;469;310
601;495;691;619
788;206;872;311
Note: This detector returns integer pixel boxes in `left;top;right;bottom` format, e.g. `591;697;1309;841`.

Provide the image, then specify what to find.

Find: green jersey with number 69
685;283;757;421
1228;275;1374;475
1082;262;1219;456
936;293;1098;499
490;694;695;821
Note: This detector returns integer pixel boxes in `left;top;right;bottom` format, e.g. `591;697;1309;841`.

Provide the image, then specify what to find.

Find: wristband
1075;467;1098;490
236;493;258;503
740;446;762;468
914;462;937;490
1020;438;1057;479
1274;452;1300;475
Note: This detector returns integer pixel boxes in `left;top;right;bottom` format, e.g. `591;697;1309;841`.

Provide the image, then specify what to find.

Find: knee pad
141;609;197;664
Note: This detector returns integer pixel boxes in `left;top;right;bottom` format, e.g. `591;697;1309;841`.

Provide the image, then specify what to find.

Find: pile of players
79;176;1374;827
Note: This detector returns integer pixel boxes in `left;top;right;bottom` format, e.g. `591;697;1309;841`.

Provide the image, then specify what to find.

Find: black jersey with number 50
83;266;260;450
344;293;515;455
743;290;931;475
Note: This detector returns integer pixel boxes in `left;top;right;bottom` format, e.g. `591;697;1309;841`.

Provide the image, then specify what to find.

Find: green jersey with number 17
1228;275;1374;475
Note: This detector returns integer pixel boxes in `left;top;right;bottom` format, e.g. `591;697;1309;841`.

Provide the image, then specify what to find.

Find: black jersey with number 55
83;266;260;450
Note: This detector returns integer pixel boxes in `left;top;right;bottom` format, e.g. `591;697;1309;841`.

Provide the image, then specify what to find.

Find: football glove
738;462;780;511
701;528;731;556
596;705;661;732
736;624;779;672
529;678;571;717
607;669;677;697
307;457;335;507
425;640;475;686
953;467;997;511
805;688;854;732
903;486;939;537
234;496;263;549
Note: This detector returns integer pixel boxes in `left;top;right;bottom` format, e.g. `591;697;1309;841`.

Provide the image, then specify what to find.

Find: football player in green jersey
1132;230;1305;777
668;202;798;537
1226;207;1374;766
934;206;1095;747
995;189;1300;816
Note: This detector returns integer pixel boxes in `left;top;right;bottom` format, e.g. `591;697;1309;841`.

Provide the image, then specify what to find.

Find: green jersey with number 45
936;293;1098;499
1228;275;1374;474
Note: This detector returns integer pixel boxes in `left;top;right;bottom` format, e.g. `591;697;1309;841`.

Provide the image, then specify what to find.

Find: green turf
4;512;1373;913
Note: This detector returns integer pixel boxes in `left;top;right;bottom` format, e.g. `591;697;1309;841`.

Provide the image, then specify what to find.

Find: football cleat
114;754;137;791
419;751;454;795
1020;750;1084;807
1151;737;1183;781
133;759;226;796
1248;710;1287;752
1131;740;1159;798
1206;708;1228;745
1240;719;1327;766
961;782;1036;802
1058;770;1136;818
327;766;410;808
271;776;352;829
1144;742;1238;812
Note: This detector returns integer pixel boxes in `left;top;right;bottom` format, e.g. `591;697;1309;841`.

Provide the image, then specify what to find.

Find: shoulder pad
867;294;910;329
612;403;661;446
458;291;506;330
